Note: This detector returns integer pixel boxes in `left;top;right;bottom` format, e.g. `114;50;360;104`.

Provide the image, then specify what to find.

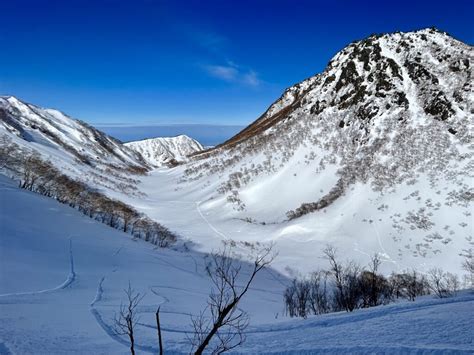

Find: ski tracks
0;239;76;298
195;200;228;239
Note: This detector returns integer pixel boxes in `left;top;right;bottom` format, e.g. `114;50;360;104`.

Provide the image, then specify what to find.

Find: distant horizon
98;123;245;146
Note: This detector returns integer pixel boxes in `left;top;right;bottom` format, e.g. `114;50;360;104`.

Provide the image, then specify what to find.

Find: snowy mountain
1;27;473;354
0;28;472;276
125;135;203;167
0;96;150;195
156;28;473;273
0;96;147;170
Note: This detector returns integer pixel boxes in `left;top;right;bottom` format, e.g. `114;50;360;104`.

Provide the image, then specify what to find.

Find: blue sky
0;0;472;126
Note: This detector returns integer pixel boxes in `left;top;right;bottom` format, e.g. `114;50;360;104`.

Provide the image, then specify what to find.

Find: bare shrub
190;243;275;354
114;283;145;355
428;268;459;298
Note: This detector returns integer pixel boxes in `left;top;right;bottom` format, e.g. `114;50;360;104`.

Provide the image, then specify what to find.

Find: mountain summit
187;28;472;218
172;28;473;268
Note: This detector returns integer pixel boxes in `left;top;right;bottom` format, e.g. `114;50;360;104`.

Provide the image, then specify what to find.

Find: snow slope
0;175;287;354
125;135;203;167
130;28;473;275
0;96;150;197
0;96;147;170
1;175;473;354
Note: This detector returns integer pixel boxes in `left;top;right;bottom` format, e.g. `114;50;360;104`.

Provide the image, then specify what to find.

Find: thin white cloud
206;65;239;81
204;63;261;87
184;28;262;87
242;70;260;87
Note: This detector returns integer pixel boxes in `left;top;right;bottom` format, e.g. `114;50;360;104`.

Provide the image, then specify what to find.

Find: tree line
284;245;468;318
0;136;177;248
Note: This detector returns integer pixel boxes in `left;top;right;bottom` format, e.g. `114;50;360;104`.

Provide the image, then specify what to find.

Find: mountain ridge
185;27;472;220
125;134;204;167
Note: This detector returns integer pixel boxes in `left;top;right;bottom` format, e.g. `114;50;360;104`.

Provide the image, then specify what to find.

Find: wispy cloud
180;26;263;87
242;70;260;86
206;65;239;81
204;62;261;87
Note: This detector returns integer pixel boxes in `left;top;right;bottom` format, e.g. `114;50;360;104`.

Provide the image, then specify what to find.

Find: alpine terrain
170;27;473;274
125;135;204;167
0;27;473;354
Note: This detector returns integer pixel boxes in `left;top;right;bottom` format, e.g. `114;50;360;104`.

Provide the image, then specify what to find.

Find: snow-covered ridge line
125;134;204;167
0;95;148;170
0;95;152;196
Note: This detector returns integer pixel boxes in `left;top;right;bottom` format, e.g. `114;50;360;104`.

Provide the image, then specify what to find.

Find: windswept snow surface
1;175;473;354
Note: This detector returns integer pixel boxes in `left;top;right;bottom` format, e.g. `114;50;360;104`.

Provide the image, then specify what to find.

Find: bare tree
323;245;361;312
295;279;310;318
358;254;391;307
428;268;459;298
445;272;460;296
462;249;474;287
428;268;448;298
308;270;330;315
405;270;429;301
284;280;298;317
190;242;275;354
114;283;145;355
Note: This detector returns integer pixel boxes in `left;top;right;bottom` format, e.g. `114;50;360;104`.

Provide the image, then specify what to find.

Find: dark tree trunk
156;307;163;355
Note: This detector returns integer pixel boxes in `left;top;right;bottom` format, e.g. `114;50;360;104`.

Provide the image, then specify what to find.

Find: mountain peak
187;28;472;222
125;135;203;167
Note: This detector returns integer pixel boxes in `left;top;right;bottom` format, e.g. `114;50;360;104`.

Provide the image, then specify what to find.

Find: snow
1;175;473;354
0;175;287;354
1;28;474;353
125;135;204;167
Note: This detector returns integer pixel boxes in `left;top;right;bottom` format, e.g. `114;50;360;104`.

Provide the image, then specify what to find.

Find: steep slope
0;96;147;170
154;28;474;272
125;135;203;167
0;175;287;354
184;28;473;217
0;96;149;195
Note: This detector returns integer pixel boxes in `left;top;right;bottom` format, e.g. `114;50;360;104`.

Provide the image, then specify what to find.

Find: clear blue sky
0;0;472;125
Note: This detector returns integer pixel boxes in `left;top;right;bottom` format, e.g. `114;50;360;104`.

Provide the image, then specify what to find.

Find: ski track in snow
195;200;228;239
0;239;76;298
90;277;105;307
89;308;158;354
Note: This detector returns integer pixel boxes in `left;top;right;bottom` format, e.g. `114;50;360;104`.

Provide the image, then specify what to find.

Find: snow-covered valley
1;175;473;354
1;27;473;354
